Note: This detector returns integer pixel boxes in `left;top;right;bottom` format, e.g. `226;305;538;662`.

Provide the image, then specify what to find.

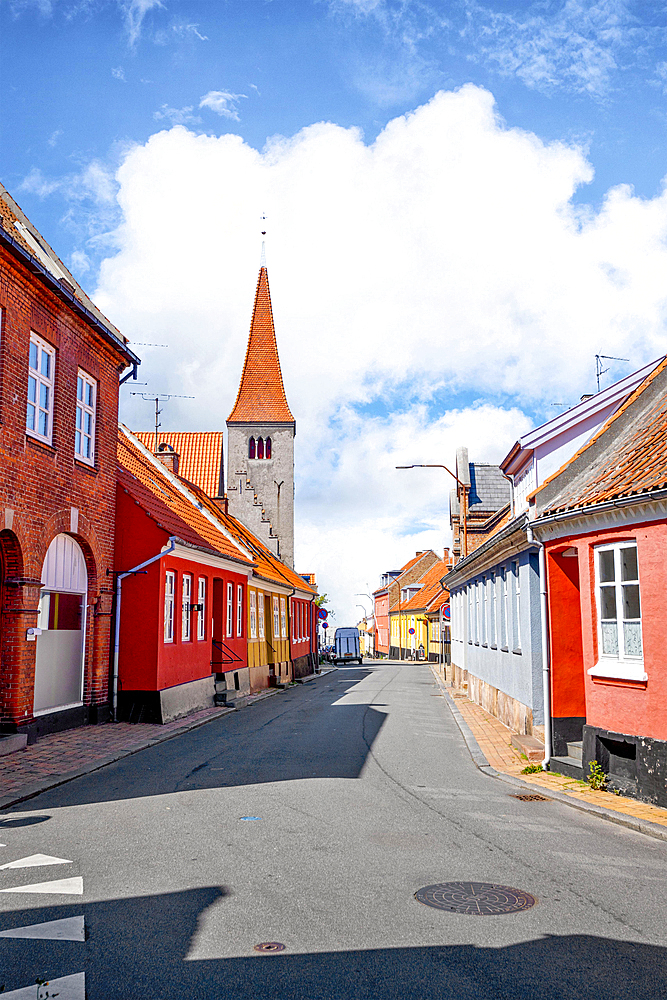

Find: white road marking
0;876;83;895
2;972;85;999
0;915;85;941
0;854;72;870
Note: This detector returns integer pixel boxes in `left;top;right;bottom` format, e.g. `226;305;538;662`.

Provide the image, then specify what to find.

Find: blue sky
3;0;667;617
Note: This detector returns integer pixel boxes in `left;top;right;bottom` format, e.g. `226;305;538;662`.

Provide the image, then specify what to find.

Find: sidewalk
431;666;667;841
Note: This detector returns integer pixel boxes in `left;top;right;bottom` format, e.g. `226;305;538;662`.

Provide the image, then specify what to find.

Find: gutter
526;521;551;771
112;537;177;722
532;486;667;528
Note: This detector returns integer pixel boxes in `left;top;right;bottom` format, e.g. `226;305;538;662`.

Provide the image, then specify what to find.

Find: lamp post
355;592;376;658
396;463;469;558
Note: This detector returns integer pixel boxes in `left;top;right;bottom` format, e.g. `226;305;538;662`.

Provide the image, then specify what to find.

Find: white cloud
47;129;63;147
112;65;126;81
153;105;202;126
70;249;91;274
199;91;247;121
120;0;163;48
92;85;667;622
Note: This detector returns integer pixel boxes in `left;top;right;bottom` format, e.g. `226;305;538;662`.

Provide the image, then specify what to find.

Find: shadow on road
0;888;664;999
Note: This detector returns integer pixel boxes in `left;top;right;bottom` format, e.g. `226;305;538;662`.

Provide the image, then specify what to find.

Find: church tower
226;258;296;568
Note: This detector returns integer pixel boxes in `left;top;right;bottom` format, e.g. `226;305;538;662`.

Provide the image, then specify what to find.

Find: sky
2;0;667;625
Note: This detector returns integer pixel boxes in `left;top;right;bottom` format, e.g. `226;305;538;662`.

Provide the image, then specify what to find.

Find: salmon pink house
532;358;667;807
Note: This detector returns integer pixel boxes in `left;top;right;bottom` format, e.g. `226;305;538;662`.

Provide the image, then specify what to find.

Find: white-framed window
27;332;55;444
273;596;280;640
237;584;243;637
512;561;521;651
467;585;472;643
475;581;480;643
164;571;175;643
490;572;497;646
249;590;257;639
280;597;287;638
75;369;96;464
226;582;233;637
258;593;265;639
197;577;206;640
500;567;508;648
181;573;192;641
481;578;487;645
592;541;646;680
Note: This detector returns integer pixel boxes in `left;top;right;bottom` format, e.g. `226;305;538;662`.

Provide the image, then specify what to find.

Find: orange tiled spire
227;263;295;424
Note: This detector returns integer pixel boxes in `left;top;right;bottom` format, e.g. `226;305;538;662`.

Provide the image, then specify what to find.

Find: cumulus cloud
199;90;247;121
92;85;667;620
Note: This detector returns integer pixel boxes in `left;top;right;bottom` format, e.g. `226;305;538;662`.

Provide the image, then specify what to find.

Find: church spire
227;262;295;425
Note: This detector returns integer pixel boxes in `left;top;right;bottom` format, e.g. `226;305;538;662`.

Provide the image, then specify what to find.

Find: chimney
213;496;229;516
155;442;179;475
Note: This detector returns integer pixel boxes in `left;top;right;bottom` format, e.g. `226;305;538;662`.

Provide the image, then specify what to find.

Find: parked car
333;627;363;665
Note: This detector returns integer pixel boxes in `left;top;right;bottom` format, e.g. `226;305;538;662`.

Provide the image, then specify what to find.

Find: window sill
74;458;98;475
588;659;647;682
512;648;522;655
26;432;56;454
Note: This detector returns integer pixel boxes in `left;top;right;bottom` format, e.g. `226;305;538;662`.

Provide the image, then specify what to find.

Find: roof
536;357;667;515
227;266;294;424
134;431;224;498
468;464;511;512
118;428;253;566
0;184;138;367
401;560;450;612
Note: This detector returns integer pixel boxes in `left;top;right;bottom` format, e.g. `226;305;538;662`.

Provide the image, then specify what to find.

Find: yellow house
389;559;450;660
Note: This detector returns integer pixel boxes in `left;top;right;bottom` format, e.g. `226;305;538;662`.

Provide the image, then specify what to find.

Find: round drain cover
254;942;286;952
415;882;536;915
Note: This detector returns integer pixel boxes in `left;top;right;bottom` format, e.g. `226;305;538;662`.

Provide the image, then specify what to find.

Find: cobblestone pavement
435;671;667;831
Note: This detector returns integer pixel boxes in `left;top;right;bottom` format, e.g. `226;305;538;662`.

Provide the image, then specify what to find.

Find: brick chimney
155;442;179;475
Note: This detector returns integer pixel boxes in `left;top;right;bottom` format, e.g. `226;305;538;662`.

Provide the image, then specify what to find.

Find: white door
33;535;88;716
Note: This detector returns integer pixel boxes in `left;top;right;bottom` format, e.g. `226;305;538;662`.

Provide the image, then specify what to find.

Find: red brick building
0;184;139;744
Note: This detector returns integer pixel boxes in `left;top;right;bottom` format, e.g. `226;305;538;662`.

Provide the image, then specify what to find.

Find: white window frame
237;584;243;637
273;596;280;640
258;593;265;639
591;541;646;681
467;585;472;644
512;560;521;651
500;567;508;649
181;573;192;642
75;369;96;465
226;582;233;637
164;571;175;643
197;577;206;640
490;572;497;647
481;578;487;645
280;597;287;639
27;332;55;445
249;590;257;639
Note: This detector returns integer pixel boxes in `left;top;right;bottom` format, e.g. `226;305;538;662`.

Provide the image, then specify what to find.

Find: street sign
322;622;328;630
408;627;415;635
317;608;328;620
440;603;450;621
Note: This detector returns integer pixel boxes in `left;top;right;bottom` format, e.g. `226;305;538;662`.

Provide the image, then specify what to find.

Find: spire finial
260;211;267;268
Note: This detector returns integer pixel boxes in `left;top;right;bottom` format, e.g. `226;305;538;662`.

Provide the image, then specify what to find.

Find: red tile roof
538;357;667;514
401;560;450;612
134;431;223;498
227;267;294;424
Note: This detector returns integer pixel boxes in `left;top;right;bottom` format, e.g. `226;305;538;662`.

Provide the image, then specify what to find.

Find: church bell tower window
248;437;256;459
266;437;272;459
257;437;264;459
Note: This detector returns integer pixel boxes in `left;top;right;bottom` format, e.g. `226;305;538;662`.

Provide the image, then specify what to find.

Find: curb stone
429;665;667;844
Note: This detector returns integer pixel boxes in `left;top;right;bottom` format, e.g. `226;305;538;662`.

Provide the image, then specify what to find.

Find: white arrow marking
1;972;85;998
0;854;72;870
0;915;85;941
0;876;83;895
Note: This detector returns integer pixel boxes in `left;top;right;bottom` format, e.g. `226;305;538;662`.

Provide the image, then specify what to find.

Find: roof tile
134;431;223;497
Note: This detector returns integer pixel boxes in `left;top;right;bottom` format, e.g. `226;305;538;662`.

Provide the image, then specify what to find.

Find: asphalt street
0;662;666;999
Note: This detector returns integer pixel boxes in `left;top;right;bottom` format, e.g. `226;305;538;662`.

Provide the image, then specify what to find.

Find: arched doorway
33;534;88;716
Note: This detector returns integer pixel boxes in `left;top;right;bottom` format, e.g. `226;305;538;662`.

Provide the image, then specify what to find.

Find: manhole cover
254;942;286;953
415;882;537;915
512;794;549;802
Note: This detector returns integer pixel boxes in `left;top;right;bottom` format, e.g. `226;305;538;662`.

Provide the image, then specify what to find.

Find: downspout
526;521;551;770
112;536;177;722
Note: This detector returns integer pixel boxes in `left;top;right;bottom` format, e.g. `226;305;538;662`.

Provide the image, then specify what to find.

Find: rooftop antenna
260;211;267;268
596;354;629;393
130;392;195;454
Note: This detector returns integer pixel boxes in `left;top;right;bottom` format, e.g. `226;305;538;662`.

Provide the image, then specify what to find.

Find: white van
334;627;363;665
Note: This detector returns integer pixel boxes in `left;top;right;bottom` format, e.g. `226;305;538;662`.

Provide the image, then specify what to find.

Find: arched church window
266;437;272;459
257;437;264;460
248;437;255;459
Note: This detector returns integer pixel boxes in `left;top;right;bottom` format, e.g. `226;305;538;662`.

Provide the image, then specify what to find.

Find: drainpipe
526;522;551;770
112;537;177;722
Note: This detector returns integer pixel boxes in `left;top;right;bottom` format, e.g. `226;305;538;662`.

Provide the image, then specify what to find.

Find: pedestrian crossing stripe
0;854;72;870
0;915;85;941
0;876;83;895
1;972;85;998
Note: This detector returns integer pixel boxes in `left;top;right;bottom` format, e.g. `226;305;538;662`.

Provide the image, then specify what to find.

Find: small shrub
521;763;543;774
587;760;607;791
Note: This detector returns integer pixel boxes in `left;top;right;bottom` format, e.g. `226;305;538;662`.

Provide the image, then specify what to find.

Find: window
226;582;233;637
250;590;257;638
164;571;175;642
512;561;521;650
266;437;272;459
237;584;243;637
474;581;480;643
197;577;206;640
27;333;55;444
258;594;265;638
257;436;264;459
75;370;96;464
182;574;192;641
490;572;497;646
273;596;280;639
593;542;645;679
248;437;256;459
500;568;508;648
467;585;473;643
481;578;487;645
280;597;287;638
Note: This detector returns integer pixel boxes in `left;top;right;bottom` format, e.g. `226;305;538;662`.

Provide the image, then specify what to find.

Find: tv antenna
130;393;195;453
596;354;629;393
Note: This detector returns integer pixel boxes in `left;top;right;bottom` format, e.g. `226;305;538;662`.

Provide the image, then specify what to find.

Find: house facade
0;184;139;744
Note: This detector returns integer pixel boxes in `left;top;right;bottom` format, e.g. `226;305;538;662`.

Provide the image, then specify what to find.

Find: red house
532;358;667;806
0;184;139;745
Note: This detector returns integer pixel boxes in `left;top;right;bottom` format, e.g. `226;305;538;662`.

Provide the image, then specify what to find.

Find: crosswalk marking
0;915;85;941
1;972;85;999
0;854;72;871
0;876;83;895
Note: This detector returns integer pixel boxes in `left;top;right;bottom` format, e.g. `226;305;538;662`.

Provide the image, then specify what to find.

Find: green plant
587;760;607;791
521;763;543;774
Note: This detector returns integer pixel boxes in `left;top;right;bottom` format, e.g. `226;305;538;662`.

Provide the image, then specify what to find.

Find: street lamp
396;463;469;558
356;593;375;658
